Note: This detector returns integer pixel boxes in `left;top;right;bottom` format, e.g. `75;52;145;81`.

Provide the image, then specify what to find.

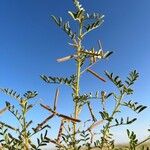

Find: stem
73;22;83;149
136;136;150;147
111;93;124;117
101;92;124;150
21;101;29;150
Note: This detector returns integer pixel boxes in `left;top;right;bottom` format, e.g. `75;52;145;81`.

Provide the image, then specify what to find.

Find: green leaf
68;11;76;20
125;70;139;86
23;91;38;99
123;100;147;113
0;88;23;102
105;71;124;89
51;15;76;39
40;75;76;88
103;51;113;58
51;15;62;26
73;0;85;12
137;106;147;113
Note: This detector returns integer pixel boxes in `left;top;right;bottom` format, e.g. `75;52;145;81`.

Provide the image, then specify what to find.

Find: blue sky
0;0;150;145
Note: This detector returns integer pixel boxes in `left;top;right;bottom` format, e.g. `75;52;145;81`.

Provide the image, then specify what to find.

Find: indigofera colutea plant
0;0;149;150
0;89;51;150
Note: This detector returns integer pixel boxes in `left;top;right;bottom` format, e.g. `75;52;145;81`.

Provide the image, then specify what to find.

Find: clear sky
0;0;150;145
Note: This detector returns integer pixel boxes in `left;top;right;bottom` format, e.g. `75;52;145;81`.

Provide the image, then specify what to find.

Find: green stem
101;92;124;150
21;101;29;150
73;22;83;150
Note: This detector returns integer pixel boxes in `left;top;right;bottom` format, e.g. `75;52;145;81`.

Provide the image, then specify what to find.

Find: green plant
37;0;149;150
0;88;50;150
0;0;149;150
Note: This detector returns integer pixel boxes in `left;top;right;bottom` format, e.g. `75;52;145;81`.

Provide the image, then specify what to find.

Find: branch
87;102;97;122
136;137;150;147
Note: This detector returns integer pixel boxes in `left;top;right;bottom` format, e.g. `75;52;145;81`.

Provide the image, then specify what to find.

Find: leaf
106;93;113;99
103;51;113;58
51;15;62;26
105;71;124;89
68;11;76;20
127;129;130;137
138;106;147;113
123;86;134;95
127;118;137;124
85;12;104;20
51;15;76;39
5;102;22;122
87;102;97;122
23;91;38;99
99;111;112;121
40;75;76;88
0;121;17;131
123;100;147;113
26;120;33;128
68;10;84;22
125;70;139;86
83;19;104;34
73;0;85;12
0;88;23;102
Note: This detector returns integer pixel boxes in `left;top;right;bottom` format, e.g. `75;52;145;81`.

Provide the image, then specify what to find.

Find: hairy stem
73;22;83;149
101;92;124;150
21;102;29;150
